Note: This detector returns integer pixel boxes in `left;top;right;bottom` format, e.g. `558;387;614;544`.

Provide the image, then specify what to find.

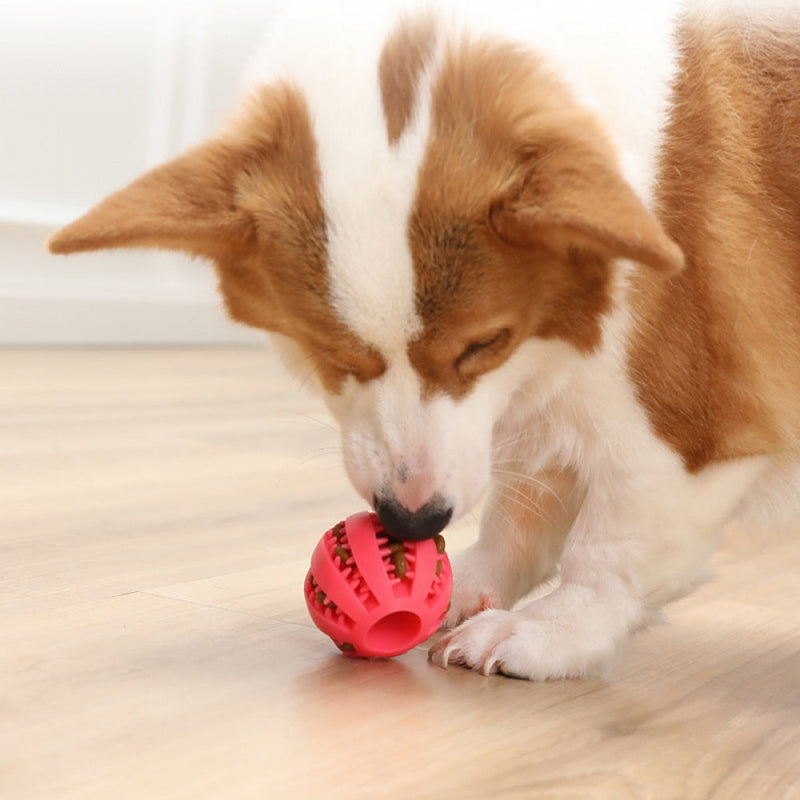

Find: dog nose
373;492;453;541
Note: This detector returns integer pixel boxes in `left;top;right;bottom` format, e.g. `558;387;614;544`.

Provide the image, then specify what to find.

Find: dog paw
442;546;513;629
429;606;615;681
443;588;503;630
430;609;518;675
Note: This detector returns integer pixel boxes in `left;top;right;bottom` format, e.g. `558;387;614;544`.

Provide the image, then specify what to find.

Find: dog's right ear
47;84;321;267
47;139;255;262
47;85;329;334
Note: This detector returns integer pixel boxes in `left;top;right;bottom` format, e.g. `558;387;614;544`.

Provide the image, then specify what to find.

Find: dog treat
304;511;452;658
331;521;345;540
387;542;408;579
334;544;352;564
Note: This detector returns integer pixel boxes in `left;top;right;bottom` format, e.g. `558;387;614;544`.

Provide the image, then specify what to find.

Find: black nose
373;493;453;541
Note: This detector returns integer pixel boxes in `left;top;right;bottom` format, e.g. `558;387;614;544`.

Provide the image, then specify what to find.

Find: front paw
429;606;617;681
443;546;512;629
430;609;518;675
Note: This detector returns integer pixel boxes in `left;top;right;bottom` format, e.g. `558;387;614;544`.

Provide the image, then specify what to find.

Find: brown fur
629;14;800;471
379;13;438;144
408;36;682;398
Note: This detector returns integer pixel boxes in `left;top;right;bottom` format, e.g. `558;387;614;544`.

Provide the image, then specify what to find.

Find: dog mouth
372;490;453;541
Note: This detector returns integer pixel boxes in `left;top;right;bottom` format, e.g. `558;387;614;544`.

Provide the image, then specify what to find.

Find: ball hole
364;611;422;655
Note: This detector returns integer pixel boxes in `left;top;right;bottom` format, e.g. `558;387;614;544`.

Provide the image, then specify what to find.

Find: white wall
0;0;283;344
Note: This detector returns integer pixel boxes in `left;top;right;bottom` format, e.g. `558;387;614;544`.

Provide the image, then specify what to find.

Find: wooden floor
2;348;798;800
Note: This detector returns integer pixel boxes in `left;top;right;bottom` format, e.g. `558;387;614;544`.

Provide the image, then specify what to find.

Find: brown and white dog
49;1;800;679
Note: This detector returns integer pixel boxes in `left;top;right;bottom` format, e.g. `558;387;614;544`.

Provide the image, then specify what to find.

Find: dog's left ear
490;151;684;274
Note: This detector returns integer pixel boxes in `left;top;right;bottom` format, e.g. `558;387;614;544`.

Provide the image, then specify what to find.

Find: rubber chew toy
304;511;452;658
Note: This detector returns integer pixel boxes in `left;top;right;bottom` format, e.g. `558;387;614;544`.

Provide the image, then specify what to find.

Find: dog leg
432;456;767;679
444;469;580;628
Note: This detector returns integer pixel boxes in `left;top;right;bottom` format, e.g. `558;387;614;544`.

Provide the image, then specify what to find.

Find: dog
48;0;800;680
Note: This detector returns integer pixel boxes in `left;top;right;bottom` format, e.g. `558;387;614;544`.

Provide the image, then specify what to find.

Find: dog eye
454;329;511;372
318;348;386;384
326;357;365;382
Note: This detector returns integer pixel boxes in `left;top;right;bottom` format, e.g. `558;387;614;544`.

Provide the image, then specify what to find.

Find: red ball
304;511;452;658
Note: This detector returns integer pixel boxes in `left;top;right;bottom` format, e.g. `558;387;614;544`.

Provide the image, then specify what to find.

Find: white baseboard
0;296;263;345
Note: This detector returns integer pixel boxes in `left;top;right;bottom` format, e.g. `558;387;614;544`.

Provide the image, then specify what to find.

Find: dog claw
482;655;499;676
428;638;456;669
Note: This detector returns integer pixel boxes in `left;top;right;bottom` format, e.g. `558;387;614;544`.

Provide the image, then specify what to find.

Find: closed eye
309;341;387;387
454;328;511;372
320;349;386;384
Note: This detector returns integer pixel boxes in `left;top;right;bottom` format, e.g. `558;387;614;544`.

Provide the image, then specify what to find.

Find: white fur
248;1;798;679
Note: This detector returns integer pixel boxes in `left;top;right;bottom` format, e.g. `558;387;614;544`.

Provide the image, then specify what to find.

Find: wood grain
1;348;798;799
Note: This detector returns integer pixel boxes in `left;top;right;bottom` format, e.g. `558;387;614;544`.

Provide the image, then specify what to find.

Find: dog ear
47;140;254;261
490;152;684;274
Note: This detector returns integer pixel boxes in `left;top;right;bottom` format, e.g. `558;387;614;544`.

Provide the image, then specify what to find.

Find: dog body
50;1;800;679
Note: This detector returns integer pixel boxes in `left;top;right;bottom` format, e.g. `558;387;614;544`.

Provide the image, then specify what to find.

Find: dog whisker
491;468;567;513
276;447;343;486
485;493;517;531
495;484;559;527
282;411;339;435
491;432;546;452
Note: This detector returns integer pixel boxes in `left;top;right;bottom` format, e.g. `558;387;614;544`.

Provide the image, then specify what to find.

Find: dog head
49;11;682;539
